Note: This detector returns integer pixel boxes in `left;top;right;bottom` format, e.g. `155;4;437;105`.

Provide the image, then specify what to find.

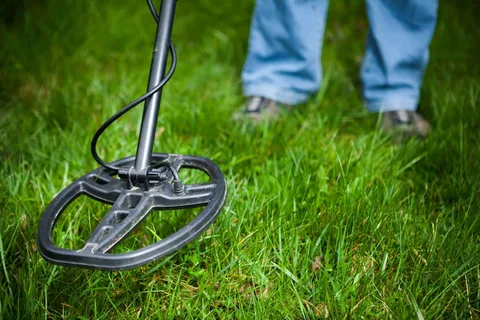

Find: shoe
381;110;430;142
233;96;291;122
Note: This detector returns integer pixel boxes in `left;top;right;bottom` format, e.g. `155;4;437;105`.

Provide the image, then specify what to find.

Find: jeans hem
243;84;310;105
366;97;419;113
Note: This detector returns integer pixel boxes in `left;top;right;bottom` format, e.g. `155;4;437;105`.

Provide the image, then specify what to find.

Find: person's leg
242;0;329;105
361;0;438;112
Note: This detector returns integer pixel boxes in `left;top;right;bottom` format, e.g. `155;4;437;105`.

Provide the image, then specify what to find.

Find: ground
0;0;479;318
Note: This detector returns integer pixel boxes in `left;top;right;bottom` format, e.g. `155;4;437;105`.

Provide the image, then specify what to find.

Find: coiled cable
90;0;176;172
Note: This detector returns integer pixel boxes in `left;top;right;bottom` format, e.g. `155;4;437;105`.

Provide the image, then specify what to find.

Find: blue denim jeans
241;0;438;112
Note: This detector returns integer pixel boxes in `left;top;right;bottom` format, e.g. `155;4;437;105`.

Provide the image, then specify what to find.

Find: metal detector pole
134;0;177;172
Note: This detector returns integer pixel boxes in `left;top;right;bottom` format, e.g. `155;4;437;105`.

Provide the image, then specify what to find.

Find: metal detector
37;0;227;270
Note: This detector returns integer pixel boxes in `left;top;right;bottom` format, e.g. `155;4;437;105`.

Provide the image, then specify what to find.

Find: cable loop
90;0;176;172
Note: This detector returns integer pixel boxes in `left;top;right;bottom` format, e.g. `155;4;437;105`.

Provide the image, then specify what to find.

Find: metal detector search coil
37;0;227;270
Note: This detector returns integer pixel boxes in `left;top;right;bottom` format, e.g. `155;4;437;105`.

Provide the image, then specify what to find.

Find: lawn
1;0;479;318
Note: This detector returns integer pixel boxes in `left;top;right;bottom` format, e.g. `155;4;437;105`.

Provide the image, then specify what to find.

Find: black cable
146;0;160;22
151;160;180;181
90;0;175;172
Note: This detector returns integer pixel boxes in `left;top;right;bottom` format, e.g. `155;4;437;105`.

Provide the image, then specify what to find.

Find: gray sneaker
233;96;291;122
381;110;430;142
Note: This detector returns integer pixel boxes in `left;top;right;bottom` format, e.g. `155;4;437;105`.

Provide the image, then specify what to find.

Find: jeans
241;0;438;112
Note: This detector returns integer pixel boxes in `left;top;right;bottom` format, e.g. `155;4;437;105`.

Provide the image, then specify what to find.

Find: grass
1;0;479;318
